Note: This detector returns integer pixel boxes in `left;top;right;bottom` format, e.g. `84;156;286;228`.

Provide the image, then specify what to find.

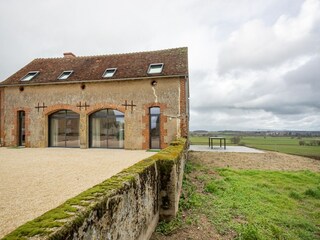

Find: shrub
309;140;320;146
305;188;320;199
230;136;241;144
299;140;305;146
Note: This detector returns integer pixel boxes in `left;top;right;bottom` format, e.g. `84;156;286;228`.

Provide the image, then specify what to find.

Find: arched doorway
89;109;124;148
49;110;80;147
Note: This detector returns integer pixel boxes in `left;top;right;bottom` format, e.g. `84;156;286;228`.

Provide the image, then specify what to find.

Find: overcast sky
0;0;319;131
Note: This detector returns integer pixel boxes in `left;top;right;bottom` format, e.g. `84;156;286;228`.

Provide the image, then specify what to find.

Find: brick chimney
63;52;76;58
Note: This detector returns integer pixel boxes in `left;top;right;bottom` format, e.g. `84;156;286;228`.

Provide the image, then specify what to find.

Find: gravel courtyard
0;147;156;238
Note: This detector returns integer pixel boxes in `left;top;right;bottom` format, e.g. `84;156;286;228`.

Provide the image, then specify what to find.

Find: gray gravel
0;147;155;238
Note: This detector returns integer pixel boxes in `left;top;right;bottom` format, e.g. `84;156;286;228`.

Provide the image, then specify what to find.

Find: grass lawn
189;136;320;159
154;158;320;239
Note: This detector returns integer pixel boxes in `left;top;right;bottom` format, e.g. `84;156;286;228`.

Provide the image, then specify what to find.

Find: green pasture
156;158;320;239
189;136;320;159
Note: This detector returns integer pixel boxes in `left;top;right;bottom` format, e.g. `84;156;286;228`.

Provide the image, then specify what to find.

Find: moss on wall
2;138;187;240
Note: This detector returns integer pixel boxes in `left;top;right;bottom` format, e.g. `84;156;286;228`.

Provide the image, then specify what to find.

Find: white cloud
218;0;320;72
0;0;319;131
274;0;320;41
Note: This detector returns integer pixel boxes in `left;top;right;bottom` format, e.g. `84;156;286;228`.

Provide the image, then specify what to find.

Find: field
190;136;320;159
151;152;320;240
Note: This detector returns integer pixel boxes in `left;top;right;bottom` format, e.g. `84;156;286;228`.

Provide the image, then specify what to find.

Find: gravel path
188;151;320;171
0;147;156;238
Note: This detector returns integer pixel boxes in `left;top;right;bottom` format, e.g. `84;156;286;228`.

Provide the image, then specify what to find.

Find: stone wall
0;88;4;146
3;138;187;240
1;77;188;149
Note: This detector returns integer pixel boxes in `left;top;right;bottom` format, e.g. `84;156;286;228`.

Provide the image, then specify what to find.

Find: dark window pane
92;109;108;118
18;111;25;146
49;110;80;147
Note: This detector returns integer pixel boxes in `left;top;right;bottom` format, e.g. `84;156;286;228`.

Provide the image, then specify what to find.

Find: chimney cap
63;52;76;58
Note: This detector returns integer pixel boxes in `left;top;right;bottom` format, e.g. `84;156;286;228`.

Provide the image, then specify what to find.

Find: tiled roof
1;47;188;86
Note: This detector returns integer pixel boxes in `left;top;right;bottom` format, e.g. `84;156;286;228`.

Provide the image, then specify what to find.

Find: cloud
188;0;320;130
0;0;319;131
218;0;320;73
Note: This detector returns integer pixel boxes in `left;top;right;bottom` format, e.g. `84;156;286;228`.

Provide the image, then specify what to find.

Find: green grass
189;136;320;159
156;160;320;239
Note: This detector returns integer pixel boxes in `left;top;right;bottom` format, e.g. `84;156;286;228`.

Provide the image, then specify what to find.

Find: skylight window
20;71;39;81
58;70;73;80
148;63;164;74
102;68;117;78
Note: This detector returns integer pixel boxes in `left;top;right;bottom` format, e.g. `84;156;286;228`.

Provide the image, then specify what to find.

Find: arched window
89;109;124;148
150;107;160;149
49;110;80;147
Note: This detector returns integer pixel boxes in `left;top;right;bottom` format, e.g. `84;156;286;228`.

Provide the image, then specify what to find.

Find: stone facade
0;77;188;149
0;48;189;150
0;88;4;146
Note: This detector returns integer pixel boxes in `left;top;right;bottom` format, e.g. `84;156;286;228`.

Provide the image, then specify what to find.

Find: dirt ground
151;151;320;240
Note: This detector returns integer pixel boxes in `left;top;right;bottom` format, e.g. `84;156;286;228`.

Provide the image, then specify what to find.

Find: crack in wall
152;86;158;103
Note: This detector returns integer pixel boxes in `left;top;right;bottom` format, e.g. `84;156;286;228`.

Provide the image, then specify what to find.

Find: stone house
0;47;189;149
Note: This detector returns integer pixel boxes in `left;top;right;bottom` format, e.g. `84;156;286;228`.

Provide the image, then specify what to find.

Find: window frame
149;107;161;149
89;109;125;149
147;63;164;74
48;110;80;148
57;70;73;80
102;68;117;78
20;71;39;81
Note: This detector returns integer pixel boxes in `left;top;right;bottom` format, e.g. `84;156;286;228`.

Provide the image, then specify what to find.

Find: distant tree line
299;140;320;146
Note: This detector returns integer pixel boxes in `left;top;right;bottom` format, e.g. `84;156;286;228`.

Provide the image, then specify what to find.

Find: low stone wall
3;138;187;240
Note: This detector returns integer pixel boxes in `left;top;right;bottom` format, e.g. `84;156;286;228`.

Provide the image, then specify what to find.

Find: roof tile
1;47;188;86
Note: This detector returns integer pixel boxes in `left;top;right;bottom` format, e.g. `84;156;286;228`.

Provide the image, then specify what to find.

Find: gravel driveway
188;151;320;171
0;147;156;238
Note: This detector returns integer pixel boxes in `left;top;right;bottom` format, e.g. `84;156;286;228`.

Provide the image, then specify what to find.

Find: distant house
0;47;189;149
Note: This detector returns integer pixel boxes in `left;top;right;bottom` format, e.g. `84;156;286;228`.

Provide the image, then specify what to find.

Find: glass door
150;107;160;149
49;110;80;147
90;109;124;148
18;111;25;146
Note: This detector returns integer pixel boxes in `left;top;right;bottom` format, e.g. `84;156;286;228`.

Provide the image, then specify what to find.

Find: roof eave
0;74;188;87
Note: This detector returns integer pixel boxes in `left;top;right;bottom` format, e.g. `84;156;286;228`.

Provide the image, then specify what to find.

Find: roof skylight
147;63;164;74
20;71;39;81
58;70;73;80
102;68;117;78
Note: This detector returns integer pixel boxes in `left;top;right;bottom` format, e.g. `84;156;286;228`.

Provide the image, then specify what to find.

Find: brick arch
85;103;125;115
44;104;81;116
43;105;81;148
142;102;168;149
